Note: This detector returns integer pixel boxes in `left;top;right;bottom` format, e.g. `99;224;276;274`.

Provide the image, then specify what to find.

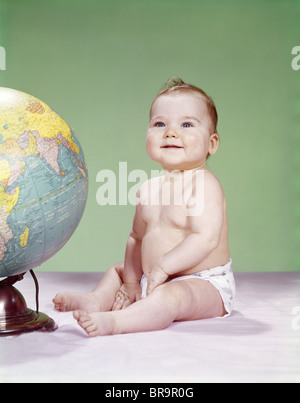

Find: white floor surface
0;271;299;383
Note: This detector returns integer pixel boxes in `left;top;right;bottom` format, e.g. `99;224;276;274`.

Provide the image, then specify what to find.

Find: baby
53;77;235;336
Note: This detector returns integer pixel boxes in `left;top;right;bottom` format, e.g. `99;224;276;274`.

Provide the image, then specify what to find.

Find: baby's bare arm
113;200;145;309
123;197;145;282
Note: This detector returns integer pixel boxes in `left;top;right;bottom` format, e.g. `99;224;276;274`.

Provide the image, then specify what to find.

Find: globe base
0;274;57;336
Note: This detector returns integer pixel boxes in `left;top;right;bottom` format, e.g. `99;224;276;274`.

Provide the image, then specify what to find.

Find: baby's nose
164;128;178;138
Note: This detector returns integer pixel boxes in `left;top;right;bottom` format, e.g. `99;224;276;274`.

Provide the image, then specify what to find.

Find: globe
0;87;88;278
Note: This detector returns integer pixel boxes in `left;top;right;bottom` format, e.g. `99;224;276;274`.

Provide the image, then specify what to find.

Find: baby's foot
73;310;117;337
53;292;102;313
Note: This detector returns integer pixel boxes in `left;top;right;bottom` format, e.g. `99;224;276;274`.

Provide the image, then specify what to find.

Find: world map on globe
0;87;88;278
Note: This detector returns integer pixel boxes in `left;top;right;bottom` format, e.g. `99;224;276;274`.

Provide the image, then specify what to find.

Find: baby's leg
53;262;124;312
73;277;225;336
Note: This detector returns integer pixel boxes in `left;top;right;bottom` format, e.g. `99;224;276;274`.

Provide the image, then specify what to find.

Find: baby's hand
146;265;168;296
112;282;141;310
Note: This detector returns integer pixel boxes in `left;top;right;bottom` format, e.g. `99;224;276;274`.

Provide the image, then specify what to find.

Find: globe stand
0;270;57;336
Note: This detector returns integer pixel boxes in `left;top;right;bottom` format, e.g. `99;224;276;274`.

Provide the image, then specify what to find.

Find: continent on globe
0;87;88;278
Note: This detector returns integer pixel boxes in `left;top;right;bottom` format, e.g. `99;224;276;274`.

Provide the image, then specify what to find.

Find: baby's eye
182;122;193;128
155;122;165;127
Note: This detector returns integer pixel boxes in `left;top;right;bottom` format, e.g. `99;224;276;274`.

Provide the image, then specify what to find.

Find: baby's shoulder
203;169;222;185
202;169;225;199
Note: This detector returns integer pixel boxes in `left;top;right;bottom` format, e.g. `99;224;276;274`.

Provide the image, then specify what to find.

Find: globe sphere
0;87;88;278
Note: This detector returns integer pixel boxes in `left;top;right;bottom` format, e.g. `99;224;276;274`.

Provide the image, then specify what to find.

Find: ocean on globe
0;87;88;278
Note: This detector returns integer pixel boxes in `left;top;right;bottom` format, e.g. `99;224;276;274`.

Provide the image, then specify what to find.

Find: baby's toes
85;323;98;337
53;293;67;311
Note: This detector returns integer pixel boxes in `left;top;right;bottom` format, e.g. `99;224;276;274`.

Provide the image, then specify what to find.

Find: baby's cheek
146;137;159;158
186;134;207;150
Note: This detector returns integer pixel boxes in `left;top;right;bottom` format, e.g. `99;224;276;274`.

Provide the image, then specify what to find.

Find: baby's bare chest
138;176;201;231
141;203;188;230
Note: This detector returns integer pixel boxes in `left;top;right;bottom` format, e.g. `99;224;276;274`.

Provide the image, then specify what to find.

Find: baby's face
146;92;218;171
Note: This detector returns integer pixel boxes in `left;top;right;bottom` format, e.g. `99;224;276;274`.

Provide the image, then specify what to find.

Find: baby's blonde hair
151;76;218;135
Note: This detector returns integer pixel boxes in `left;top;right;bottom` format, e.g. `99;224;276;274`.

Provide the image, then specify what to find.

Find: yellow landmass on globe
19;226;29;247
0;92;80;155
0;186;19;214
0;159;11;188
0;138;26;158
0;158;25;189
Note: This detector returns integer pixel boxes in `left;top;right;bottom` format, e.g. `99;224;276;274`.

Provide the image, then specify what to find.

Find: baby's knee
159;281;200;318
155;281;186;307
110;262;125;280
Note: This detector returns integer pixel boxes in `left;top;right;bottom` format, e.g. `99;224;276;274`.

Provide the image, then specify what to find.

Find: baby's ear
208;133;219;156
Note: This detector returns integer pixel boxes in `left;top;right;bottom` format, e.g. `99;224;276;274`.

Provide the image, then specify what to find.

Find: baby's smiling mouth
161;145;183;149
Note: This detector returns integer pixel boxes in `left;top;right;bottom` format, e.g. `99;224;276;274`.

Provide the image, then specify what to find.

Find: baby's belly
141;226;186;277
141;226;231;277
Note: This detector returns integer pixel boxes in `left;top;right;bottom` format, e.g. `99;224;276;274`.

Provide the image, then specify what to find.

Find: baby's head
150;77;218;136
147;77;219;171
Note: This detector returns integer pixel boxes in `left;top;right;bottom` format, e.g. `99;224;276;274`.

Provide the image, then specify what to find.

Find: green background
0;0;299;272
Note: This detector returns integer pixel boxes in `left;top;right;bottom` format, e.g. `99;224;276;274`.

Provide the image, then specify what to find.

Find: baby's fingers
112;293;124;311
121;299;132;309
112;299;120;311
112;289;131;310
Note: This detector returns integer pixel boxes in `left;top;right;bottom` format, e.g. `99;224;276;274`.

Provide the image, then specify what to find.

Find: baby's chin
147;151;207;171
160;161;207;172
